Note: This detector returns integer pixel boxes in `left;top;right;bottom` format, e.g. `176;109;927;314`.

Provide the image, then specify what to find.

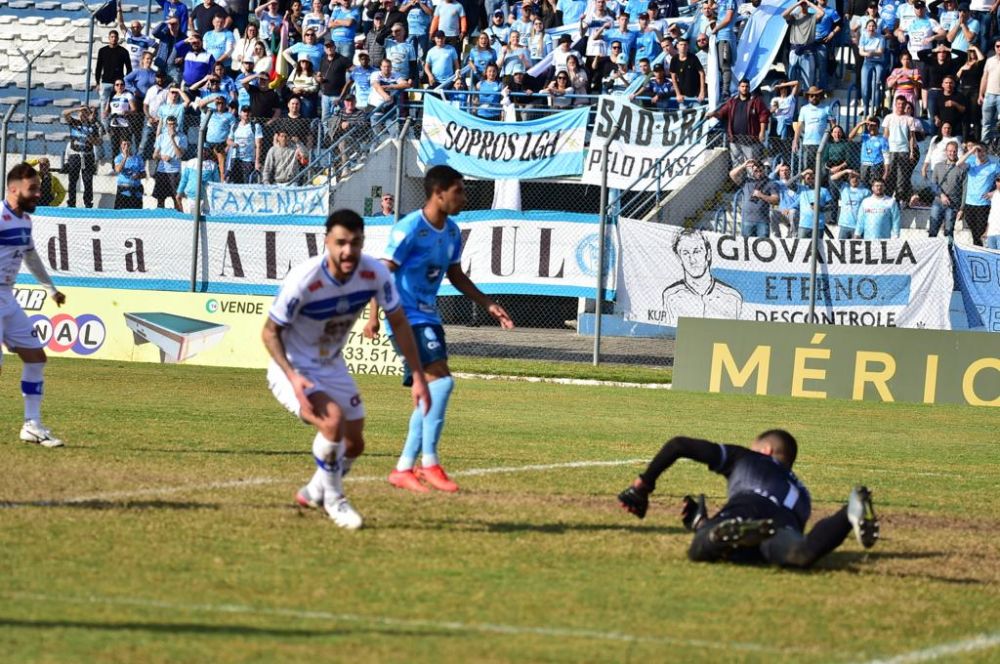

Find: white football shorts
0;289;42;357
267;357;365;422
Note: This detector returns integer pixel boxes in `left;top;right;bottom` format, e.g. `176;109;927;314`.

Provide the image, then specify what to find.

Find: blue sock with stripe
421;376;454;467
21;362;44;422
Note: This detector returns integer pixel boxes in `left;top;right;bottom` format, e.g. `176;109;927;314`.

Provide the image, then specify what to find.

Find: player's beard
18;194;37;214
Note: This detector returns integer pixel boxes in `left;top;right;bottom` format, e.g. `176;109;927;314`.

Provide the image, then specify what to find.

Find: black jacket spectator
95;42;132;86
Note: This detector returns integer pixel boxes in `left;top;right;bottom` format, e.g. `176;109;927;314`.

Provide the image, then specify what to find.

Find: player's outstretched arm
385;308;432;414
261;318;315;418
363;297;381;339
446;264;514;329
23;249;65;306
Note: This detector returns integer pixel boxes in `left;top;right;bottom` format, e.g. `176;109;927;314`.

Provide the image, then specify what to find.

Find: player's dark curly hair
757;429;798;468
325;208;364;234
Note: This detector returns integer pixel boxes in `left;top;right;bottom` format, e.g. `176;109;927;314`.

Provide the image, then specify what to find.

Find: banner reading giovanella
418;94;589;180
616;218;954;329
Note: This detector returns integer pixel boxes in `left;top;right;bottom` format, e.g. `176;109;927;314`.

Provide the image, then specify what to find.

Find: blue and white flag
206;182;329;217
418;94;589;180
733;0;796;92
953;243;1000;332
616;219;954;329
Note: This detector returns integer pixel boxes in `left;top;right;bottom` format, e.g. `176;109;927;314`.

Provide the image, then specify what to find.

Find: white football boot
20;420;63;448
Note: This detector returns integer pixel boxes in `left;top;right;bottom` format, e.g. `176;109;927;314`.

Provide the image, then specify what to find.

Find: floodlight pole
393;117;410;223
593;126;620;367
807;127;832;322
1;102;22;179
190;109;214;292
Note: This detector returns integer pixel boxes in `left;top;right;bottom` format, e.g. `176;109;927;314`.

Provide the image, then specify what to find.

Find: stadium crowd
23;0;1000;244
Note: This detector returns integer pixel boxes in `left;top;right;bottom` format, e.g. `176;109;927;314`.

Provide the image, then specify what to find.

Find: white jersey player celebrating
262;209;430;530
3;163;67;448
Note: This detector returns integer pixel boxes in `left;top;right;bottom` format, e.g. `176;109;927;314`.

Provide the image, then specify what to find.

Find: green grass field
2;357;998;663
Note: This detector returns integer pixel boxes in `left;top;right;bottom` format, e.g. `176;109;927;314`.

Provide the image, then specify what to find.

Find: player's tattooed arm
261;317;315;418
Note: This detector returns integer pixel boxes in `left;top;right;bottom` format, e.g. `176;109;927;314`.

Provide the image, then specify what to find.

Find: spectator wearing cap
946;3;978;61
402;0;434;60
710;79;770;164
849;115;889;187
141;69;172;173
227;106;264;184
328;0;360;58
511;2;535;38
979;37;1000;141
604;46;636;92
284;28;324;71
632;63;673;111
349;52;377;110
920;44;959;120
669;39;705;106
287;56;320;118
328;95;370;175
425;31;461;87
430;0;468;51
793;85;833;167
550;33;580;74
241;71;283;121
485;9;512;56
506;69;540;119
319;41;353;124
783;0;825;90
633;13;662;65
895;1;945;78
360;12;388;67
62;105;103;209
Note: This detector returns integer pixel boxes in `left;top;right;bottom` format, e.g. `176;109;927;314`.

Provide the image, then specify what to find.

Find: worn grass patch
0;357;997;663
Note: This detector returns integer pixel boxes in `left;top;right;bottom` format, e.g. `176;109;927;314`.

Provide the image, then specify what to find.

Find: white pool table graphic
124;312;231;363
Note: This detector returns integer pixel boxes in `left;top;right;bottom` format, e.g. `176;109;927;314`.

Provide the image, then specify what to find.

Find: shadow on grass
0;500;220;511
817;551;987;585
399;518;687;535
0;617;435;639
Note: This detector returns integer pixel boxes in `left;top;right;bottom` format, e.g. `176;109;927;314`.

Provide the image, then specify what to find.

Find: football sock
21;362;44;422
312;432;344;500
421;375;454;466
395;405;423;472
342;448;356;477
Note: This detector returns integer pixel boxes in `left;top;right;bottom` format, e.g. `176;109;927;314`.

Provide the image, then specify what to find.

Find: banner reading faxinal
206;182;329;217
418;94;589;180
23;208;615;299
581;96;712;191
616;218;954;329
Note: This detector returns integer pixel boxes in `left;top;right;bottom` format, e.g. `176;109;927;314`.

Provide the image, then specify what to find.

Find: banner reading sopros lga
418;94;589;180
581;96;712;191
616;218;954;329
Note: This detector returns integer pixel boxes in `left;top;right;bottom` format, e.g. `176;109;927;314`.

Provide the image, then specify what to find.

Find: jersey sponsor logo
308;280;323;292
29;313;106;355
360;270;376;280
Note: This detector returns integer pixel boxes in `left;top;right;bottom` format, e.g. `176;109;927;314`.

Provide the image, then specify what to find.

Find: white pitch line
0;458;647;508
453;372;673;389
858;632;1000;664
3;591;804;655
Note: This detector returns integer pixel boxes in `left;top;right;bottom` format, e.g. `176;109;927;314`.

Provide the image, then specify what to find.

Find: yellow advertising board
17;286;404;376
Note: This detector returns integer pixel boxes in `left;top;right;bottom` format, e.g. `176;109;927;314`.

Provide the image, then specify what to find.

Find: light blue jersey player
367;165;514;494
262;209;430;529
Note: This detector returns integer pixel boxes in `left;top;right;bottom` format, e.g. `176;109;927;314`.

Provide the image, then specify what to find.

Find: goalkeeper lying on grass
618;429;879;567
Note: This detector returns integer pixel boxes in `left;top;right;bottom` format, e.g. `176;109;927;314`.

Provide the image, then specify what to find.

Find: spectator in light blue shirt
284;29;324;71
796;169;834;239
328;0;359;58
203;16;236;68
793;87;833;166
558;0;587;26
424;31;460;86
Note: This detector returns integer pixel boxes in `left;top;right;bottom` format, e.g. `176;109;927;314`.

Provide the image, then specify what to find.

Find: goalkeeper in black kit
617;429;880;567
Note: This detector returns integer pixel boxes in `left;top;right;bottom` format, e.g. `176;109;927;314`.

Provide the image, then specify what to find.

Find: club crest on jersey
307;280;322;292
336;297;350;314
426;266;441;281
360;270;375;280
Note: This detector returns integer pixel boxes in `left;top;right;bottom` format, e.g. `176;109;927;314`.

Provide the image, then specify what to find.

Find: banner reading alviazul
581;96;711;191
418;94;589;180
616;218;954;329
206;182;329;217
952;243;1000;332
22;208;615;298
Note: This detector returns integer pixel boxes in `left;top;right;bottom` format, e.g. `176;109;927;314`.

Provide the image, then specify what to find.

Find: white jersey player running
3;163;67;448
262;209;430;530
